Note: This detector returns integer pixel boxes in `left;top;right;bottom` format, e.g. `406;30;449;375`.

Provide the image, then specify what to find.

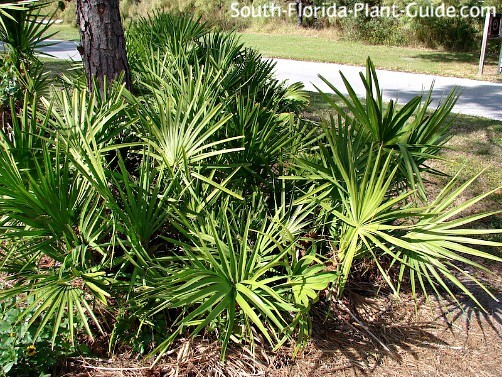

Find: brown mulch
57;263;502;377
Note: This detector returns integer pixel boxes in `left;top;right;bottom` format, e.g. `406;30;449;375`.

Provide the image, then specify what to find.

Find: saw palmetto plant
0;0;55;104
0;1;56;61
316;58;458;200
291;58;501;303
136;201;334;362
0;13;500;375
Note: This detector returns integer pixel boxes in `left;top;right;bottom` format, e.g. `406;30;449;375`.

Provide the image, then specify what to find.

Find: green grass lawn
239;32;502;82
45;24;80;41
42;58;76;78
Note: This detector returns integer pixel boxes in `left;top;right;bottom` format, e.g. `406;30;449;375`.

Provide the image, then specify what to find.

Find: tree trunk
76;0;131;93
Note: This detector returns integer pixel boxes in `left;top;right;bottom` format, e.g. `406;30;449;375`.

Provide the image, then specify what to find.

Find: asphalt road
38;40;502;120
273;58;502;120
38;40;82;61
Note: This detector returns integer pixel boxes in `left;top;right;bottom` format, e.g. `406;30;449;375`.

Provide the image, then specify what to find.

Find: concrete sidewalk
37;40;502;120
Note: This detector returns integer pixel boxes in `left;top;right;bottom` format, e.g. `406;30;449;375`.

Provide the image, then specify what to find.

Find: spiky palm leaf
0;0;56;64
0;142;113;345
135;202;334;363
316;57;458;199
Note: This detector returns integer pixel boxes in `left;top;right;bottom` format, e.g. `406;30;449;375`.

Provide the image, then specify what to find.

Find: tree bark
76;0;131;93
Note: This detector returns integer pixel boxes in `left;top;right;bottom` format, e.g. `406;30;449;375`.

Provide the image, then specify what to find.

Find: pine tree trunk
76;0;131;93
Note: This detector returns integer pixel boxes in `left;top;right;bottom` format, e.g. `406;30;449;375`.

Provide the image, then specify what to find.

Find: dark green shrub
409;15;478;51
289;58;501;302
339;15;408;46
126;13;308;192
0;1;55;109
0;14;321;365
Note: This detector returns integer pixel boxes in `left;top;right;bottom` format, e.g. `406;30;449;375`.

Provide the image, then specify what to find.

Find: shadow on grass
450;114;501;136
413;52;479;64
413;48;499;65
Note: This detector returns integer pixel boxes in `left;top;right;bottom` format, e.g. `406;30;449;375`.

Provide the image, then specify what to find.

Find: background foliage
49;0;501;51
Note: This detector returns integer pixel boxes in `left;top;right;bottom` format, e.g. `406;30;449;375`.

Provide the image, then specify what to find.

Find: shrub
0;298;75;377
126;13;308;191
0;13;319;368
316;59;458;199
45;0;77;26
139;201;334;361
0;13;500;372
0;2;56;67
0;59;20;109
288;58;501;301
119;0;244;29
408;11;478;51
338;15;408;46
0;0;54;109
334;1;479;50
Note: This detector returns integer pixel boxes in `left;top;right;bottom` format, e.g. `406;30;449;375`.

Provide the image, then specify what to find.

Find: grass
239;31;502;82
432;113;502;233
40;58;83;90
41;58;79;79
45;23;80;41
42;58;74;72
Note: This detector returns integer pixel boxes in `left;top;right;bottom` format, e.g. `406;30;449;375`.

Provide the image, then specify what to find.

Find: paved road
38;41;502;120
273;59;502;121
38;40;81;61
